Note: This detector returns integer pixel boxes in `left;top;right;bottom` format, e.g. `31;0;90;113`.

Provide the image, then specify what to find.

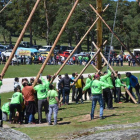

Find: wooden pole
92;41;137;104
0;0;41;77
74;40;107;83
96;0;102;70
50;4;109;83
33;0;79;87
90;4;140;66
0;0;12;14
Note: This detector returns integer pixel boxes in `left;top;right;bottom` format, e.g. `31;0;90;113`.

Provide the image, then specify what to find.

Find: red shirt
22;86;35;102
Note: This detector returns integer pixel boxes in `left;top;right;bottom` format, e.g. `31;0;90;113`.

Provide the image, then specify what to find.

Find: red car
59;51;70;58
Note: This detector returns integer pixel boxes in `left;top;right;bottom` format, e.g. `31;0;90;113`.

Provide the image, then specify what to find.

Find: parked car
40;51;54;57
59;51;70;58
39;45;52;52
0;45;7;52
1;49;12;57
31;45;42;50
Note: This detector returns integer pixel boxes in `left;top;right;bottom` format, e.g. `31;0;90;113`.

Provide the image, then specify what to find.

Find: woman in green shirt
47;84;59;125
9;85;23;124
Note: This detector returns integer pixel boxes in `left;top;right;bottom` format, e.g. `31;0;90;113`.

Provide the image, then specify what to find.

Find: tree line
0;0;140;51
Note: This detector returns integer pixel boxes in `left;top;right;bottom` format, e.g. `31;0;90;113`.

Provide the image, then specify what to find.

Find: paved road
1;71;140;93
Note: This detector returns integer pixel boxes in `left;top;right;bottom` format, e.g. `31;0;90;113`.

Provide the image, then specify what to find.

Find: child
47;84;59;125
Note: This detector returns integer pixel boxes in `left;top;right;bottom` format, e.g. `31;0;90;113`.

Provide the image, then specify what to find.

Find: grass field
1;65;140;139
0;64;140;78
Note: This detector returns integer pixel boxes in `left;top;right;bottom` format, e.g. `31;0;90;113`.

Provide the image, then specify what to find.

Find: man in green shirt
83;74;111;120
78;56;82;65
115;74;126;103
34;79;48;124
9;85;23;124
47;84;59;125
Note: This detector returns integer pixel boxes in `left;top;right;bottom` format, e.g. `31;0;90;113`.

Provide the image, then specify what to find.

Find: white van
0;45;6;52
39;45;52;52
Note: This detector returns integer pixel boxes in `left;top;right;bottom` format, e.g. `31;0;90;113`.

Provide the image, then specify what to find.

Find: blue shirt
129;75;138;88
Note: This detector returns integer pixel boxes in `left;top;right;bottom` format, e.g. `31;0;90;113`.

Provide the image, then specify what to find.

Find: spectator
56;75;63;100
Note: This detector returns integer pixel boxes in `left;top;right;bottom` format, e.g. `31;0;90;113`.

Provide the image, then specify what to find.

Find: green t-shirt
34;84;47;100
121;77;130;89
41;77;50;92
10;92;23;104
83;79;110;95
86;78;92;85
0;81;2;87
78;56;82;60
2;102;10;115
47;90;58;105
85;57;89;61
115;78;125;87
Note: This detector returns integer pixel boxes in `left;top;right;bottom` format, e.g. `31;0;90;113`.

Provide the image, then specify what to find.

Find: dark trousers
103;88;113;109
116;87;121;102
72;85;76;101
76;88;82;103
85;88;91;100
9;104;22;122
130;84;140;103
38;99;49;123
63;87;70;104
58;89;62;100
112;87;117;101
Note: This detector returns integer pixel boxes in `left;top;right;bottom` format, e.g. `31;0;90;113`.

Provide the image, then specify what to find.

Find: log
1;0;41;77
50;4;109;84
32;0;79;87
90;4;140;66
92;41;137;104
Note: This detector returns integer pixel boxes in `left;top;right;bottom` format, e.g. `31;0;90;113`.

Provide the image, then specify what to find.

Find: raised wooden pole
0;0;12;14
74;40;107;83
1;0;41;77
33;0;79;87
92;41;137;104
90;4;140;66
50;4;109;83
96;0;102;70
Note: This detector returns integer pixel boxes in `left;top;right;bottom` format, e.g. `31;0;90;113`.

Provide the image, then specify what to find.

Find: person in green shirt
47;84;59;125
83;74;111;120
9;85;23;124
78;56;82;65
34;79;48;124
115;74;126;103
2;102;10;121
84;74;92;101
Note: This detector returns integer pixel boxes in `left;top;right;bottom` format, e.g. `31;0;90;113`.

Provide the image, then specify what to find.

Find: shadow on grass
58;121;71;125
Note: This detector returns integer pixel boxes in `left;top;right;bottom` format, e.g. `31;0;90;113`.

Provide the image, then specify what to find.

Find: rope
107;0;119;70
0;0;12;14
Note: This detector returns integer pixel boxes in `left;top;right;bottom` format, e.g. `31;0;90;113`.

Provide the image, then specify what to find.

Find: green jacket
34;84;47;100
85;78;92;85
41;77;50;92
83;79;110;95
100;70;111;89
106;76;114;89
115;78;125;87
121;77;130;89
10;92;23;104
2;102;10;115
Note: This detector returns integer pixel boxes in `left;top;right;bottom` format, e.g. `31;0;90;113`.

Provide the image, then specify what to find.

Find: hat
94;74;100;79
47;75;52;79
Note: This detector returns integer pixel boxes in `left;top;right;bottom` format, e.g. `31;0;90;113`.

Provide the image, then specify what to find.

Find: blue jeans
91;94;104;119
48;104;58;124
27;113;35;123
63;87;70;104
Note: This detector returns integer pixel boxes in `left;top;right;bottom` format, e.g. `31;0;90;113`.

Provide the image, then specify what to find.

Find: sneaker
108;107;114;110
48;122;52;125
118;102;122;104
53;123;57;126
100;116;105;120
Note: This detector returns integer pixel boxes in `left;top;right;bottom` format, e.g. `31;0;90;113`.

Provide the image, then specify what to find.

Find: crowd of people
1;70;140;124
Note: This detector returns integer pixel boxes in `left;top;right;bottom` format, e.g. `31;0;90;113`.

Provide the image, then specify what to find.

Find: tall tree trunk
2;34;6;44
44;0;49;45
87;34;89;51
34;39;36;45
76;35;81;53
29;24;33;46
9;32;12;45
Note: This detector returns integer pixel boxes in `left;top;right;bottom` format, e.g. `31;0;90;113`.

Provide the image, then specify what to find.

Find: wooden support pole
74;40;107;83
92;41;137;104
50;4;109;83
90;4;140;66
96;0;102;70
92;62;106;74
0;0;12;14
0;0;41;78
33;0;79;87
